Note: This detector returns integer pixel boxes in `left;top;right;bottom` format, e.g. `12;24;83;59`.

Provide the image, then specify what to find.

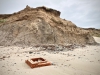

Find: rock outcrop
0;5;97;46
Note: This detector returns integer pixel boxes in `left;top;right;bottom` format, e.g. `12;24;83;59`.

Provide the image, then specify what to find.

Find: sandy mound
0;5;97;46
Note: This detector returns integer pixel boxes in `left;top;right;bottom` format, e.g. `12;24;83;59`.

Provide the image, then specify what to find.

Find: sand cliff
0;5;97;46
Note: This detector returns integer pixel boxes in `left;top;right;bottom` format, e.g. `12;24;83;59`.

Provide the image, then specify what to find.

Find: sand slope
0;37;100;75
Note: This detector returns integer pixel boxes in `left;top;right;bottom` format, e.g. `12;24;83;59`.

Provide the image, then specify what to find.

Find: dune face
0;5;97;46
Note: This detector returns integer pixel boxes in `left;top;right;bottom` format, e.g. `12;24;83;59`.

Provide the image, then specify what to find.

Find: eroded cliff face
83;28;100;37
0;5;97;46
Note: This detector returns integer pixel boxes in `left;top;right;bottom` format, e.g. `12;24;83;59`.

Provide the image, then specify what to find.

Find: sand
0;37;100;75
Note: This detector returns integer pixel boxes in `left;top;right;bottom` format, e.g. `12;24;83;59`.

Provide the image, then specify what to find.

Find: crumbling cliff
0;5;97;46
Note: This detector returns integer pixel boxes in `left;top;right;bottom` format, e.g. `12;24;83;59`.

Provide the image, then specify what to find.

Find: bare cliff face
0;5;97;46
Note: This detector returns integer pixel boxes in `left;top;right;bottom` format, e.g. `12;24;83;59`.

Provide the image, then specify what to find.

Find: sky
0;0;100;29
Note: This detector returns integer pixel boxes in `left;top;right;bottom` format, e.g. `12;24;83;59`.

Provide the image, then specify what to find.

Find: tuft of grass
0;19;6;23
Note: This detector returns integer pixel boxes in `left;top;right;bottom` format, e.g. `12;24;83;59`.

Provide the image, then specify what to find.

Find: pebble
78;57;81;59
29;51;33;54
73;55;76;56
2;66;5;67
90;61;94;62
3;56;6;58
66;60;70;61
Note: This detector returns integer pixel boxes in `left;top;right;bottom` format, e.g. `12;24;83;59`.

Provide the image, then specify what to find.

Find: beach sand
0;37;100;75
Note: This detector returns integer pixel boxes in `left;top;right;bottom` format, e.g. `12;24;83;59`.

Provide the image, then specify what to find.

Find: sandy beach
0;37;100;75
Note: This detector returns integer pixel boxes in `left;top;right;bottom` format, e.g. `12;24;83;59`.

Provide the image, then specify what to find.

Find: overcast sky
0;0;100;29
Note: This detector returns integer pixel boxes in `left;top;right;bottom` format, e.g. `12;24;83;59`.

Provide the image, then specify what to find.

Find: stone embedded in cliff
0;6;97;46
